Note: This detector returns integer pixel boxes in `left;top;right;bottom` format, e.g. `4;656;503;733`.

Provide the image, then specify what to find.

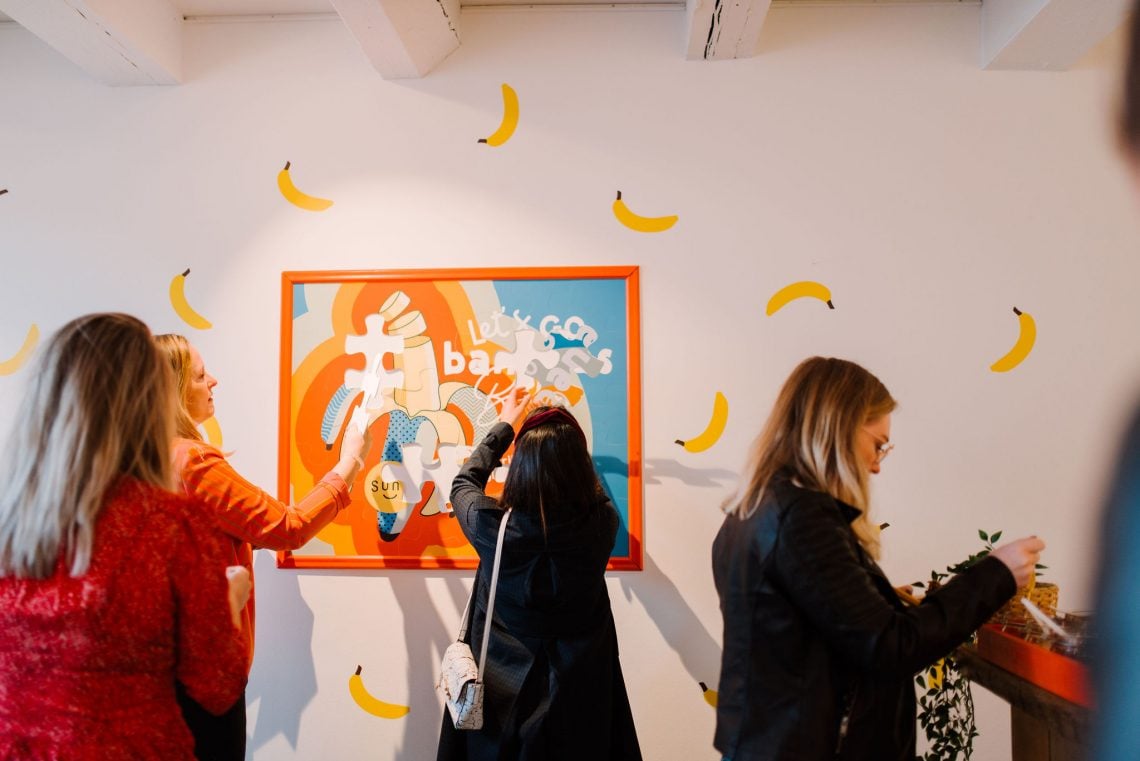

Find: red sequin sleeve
169;498;248;715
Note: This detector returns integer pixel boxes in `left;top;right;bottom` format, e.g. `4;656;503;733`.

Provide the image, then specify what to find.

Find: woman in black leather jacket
712;357;1045;761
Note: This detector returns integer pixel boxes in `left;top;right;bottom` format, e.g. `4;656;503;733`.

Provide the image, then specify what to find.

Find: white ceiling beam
685;0;771;62
0;0;182;86
982;0;1130;71
329;0;460;79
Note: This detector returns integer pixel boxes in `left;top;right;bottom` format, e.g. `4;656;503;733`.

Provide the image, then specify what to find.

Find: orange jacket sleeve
169;495;248;715
175;440;351;551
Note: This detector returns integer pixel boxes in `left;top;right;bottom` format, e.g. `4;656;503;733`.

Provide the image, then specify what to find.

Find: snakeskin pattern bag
436;509;511;730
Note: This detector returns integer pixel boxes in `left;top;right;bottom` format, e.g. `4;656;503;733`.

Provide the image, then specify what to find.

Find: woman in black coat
712;357;1045;761
437;388;642;761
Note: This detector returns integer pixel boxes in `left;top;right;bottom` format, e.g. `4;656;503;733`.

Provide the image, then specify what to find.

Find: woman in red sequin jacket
0;314;247;761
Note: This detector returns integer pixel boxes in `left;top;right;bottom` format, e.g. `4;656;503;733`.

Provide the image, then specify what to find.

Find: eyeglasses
875;441;894;463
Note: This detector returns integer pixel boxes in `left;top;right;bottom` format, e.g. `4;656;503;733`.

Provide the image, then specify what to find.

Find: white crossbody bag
436;509;511;730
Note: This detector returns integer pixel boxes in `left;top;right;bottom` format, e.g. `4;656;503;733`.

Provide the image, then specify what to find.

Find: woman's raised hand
990;536;1046;589
499;385;536;431
334;415;374;487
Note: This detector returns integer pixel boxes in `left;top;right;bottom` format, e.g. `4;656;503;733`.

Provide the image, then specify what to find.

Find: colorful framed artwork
278;267;642;570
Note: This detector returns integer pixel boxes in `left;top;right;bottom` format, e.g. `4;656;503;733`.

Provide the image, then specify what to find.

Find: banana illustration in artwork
0;324;39;376
612;191;678;233
990;307;1036;373
321;384;364;448
699;681;718;708
478;83;519;147
277;161;334;212
765;281;835;316
169;269;213;330
675;391;728;453
201;417;223;449
348;665;410;719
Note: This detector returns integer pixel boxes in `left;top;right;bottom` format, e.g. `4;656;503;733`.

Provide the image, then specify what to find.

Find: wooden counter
955;625;1092;761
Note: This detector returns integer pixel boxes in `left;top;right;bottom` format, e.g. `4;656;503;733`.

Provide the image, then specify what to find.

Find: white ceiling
0;0;979;23
3;0;1113;80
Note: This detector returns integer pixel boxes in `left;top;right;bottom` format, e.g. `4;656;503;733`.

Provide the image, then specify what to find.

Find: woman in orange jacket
156;334;371;761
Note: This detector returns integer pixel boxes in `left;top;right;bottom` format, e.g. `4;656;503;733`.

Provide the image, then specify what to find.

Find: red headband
516;408;586;445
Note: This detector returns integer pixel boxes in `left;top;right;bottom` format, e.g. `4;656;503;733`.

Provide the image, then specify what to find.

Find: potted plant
910;530;1049;760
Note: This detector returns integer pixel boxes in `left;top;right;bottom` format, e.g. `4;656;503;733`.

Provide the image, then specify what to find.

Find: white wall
1;5;1137;760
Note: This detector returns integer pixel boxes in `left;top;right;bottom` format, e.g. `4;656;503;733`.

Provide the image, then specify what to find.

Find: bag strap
476;508;511;684
456;582;475;642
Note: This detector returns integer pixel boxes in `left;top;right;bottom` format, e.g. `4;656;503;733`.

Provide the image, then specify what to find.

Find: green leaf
979;530;988;541
913;581;926;589
990;531;1002;543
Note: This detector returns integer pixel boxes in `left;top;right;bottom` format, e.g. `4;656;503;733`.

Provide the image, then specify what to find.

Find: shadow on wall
621;457;734;691
247;549;318;753
389;572;472;761
619;551;723;691
643;457;738;490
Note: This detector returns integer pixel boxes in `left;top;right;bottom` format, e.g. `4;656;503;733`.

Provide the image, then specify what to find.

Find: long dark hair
500;406;604;535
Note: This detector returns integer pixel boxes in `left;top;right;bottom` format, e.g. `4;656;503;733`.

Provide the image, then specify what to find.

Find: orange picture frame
277;267;643;570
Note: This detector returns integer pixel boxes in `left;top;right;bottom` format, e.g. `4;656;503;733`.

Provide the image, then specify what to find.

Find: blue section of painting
378;512;397;535
493;277;632;557
382;409;427;461
293;283;309;319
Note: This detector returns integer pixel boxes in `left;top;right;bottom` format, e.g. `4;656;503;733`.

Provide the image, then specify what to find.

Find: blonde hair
153;333;203;441
724;356;896;560
0;313;176;579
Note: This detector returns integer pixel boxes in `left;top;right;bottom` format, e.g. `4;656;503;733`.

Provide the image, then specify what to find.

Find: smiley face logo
364;462;414;542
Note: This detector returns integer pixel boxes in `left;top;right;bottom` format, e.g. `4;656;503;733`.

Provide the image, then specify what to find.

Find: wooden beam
0;0;182;86
982;0;1130;71
685;0;771;62
329;0;459;80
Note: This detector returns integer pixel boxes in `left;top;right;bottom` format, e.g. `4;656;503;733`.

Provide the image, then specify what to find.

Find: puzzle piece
345;313;406;360
528;345;614;391
343;313;408;412
382;442;473;513
491;328;560;386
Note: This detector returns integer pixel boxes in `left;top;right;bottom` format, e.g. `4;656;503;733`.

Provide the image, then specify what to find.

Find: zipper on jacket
834;687;858;757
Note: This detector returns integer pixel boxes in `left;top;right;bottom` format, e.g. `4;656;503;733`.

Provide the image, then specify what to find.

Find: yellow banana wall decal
990;306;1036;373
0;324;39;376
926;659;945;691
202;417;224;449
169;269;213;330
612;190;678;233
348;665;410;719
277;161;334;212
699;681;719;708
675;391;728;453
765;281;835;316
478;83;519;147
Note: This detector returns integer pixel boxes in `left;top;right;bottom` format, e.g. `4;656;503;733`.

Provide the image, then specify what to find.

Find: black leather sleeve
770;493;1016;677
448;422;515;534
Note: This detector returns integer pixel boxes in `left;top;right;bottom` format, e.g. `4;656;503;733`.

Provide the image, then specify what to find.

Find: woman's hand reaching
499;385;536;432
990;536;1046;589
335;416;374;487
